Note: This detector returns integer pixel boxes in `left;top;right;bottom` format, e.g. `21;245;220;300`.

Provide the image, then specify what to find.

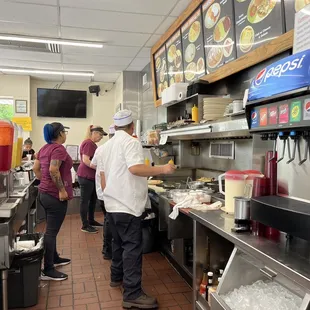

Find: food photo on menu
166;30;185;85
234;0;284;58
203;0;237;73
154;45;169;99
181;7;206;83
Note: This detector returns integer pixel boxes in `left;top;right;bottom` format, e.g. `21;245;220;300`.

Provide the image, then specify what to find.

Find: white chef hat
113;109;133;127
109;124;115;135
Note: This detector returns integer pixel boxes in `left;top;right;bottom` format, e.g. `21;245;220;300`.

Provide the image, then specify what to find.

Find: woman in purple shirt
33;122;72;281
78;125;107;233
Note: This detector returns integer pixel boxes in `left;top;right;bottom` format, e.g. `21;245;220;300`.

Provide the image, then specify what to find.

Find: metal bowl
188;181;205;190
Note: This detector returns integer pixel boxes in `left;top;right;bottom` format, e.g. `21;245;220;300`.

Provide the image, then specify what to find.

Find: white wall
30;79;116;151
0;74;30;117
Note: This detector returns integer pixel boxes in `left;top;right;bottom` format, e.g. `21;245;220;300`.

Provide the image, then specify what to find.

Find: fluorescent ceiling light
0;34;103;48
0;68;94;77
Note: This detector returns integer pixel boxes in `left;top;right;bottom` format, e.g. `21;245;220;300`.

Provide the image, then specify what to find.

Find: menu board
154;46;169;99
234;0;284;58
203;0;237;73
166;30;185;85
181;8;206;83
250;95;310;131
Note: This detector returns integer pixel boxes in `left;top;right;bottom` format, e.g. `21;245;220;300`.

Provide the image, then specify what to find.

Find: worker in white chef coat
90;124;115;260
99;110;175;309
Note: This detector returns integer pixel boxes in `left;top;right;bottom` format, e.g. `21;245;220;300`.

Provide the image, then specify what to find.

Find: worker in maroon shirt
33;122;72;281
77;125;107;234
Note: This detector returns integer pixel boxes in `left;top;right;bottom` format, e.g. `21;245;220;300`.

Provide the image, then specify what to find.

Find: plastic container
243;170;264;197
16;125;23;167
0;120;14;172
218;171;248;214
8;233;44;309
11;123;18;169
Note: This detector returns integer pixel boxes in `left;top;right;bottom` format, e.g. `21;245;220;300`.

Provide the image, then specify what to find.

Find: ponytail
44;124;55;144
85;125;93;140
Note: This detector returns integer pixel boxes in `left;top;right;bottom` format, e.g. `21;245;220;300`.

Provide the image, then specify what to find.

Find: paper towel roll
178;91;186;101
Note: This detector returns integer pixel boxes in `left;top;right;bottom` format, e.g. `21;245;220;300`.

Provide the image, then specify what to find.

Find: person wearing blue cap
99;110;176;309
33;122;72;281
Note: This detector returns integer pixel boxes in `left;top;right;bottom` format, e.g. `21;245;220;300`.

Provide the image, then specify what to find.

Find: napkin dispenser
162;83;189;105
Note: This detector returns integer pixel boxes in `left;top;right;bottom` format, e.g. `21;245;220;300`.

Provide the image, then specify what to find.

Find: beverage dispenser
16;125;23;167
245;50;310;241
11;123;18;169
0;120;14;172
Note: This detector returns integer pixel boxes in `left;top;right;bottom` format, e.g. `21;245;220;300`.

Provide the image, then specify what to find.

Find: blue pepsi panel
248;50;310;102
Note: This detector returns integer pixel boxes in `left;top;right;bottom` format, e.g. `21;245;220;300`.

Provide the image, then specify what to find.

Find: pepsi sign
248;50;310;101
303;99;310;120
251;109;259;128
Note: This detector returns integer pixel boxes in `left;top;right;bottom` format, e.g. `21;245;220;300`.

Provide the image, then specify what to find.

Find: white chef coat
91;145;104;201
99;130;148;217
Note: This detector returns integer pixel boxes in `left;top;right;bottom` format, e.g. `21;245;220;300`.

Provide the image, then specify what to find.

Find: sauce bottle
199;268;208;298
192;105;198;123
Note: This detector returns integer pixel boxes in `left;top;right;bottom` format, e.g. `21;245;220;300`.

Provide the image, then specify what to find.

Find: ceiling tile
0;22;59;37
144;34;161;48
7;0;57;5
63;54;132;66
0;48;62;63
61;45;141;57
63;75;91;82
93;72;120;82
170;0;191;17
126;66;145;71
60;0;178;16
60;8;165;34
0;1;58;25
129;57;150;68
136;47;151;58
0;59;63;70
61;27;150;47
62;63;126;72
155;16;176;35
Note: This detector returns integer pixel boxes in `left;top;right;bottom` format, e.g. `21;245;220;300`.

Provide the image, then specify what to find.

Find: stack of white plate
203;97;233;121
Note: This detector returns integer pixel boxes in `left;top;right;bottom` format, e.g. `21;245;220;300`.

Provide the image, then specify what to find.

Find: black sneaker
110;280;123;288
54;257;71;267
89;220;103;227
123;293;158;309
41;269;68;281
81;225;98;234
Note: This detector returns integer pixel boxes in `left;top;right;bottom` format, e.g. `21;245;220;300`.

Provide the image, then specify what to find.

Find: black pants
39;192;68;271
107;213;143;301
78;176;97;227
99;200;112;255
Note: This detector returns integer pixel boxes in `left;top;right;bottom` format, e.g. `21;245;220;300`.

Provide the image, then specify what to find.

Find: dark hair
43;122;66;144
24;138;33;145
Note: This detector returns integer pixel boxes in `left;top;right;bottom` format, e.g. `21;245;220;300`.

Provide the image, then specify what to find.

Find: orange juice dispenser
11;123;18;169
16;125;23;166
0;120;14;172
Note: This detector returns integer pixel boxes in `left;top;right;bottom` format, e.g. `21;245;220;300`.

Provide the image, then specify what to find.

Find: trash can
8;233;44;309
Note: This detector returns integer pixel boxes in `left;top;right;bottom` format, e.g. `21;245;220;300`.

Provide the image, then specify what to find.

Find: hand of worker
162;163;176;175
59;189;69;201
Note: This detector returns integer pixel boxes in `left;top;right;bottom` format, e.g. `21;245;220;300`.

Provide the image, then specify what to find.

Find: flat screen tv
37;88;87;118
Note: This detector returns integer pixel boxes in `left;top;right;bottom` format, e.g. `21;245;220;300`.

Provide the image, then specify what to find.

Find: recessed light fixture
0;34;103;48
0;68;94;77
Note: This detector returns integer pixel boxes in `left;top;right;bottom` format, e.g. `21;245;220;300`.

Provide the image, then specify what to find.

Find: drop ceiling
0;0;192;82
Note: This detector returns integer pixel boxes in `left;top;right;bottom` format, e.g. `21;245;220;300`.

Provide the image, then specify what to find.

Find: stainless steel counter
189;209;310;293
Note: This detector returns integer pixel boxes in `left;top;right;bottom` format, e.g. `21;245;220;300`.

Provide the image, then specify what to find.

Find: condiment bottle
145;158;150;166
192;105;198;123
199;268;208;298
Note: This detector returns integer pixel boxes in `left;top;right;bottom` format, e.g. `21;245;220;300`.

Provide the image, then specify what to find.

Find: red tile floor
15;213;193;310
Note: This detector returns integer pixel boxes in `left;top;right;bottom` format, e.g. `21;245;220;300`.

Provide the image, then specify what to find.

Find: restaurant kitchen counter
189;209;310;292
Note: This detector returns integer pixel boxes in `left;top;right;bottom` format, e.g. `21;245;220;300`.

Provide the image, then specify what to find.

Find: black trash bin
8;233;44;309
